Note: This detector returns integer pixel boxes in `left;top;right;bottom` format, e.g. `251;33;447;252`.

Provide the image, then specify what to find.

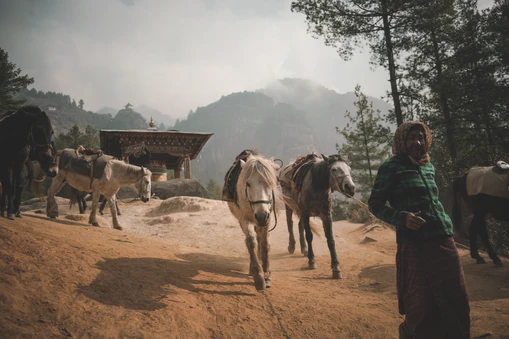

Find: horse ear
321;153;329;162
240;159;246;168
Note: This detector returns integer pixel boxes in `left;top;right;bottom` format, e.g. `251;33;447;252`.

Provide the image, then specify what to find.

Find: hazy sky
0;0;491;118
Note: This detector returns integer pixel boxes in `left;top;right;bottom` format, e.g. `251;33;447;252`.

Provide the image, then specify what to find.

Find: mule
279;153;355;279
0;106;58;219
452;167;508;266
46;149;151;230
223;150;282;290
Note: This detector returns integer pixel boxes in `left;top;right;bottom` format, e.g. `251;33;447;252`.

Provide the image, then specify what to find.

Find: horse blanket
279;153;319;192
222;149;257;205
58;148;114;180
466;166;509;199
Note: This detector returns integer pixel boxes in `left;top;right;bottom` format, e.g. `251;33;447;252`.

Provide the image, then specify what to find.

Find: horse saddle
289;153;320;191
59;148;114;180
222;149;257;204
466;166;509;199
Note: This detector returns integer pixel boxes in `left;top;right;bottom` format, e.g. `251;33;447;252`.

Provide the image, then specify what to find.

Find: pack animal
223;150;282;290
46;148;151;230
0;106;58;219
451;163;509;266
279;153;355;279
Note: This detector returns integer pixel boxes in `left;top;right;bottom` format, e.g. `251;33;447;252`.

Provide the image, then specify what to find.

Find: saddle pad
58;148;114;179
466;166;509;199
290;154;320;191
222;149;256;204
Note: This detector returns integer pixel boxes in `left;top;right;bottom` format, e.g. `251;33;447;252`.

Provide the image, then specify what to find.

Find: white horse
223;150;282;291
46;153;151;230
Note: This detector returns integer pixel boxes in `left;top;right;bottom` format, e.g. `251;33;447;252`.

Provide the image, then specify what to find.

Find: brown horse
452;166;509;266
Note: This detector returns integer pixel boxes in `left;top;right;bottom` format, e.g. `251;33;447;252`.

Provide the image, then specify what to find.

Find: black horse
0;106;58;219
452;169;508;266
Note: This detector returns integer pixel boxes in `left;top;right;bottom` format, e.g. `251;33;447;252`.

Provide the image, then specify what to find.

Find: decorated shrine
100;118;213;181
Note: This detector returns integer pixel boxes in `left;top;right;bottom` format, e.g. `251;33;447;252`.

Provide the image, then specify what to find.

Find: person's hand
405;211;426;230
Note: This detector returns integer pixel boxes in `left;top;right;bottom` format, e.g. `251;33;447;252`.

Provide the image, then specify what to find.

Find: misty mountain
174;91;318;183
258;78;393;154
15;89;149;133
174;78;392;184
96;104;175;129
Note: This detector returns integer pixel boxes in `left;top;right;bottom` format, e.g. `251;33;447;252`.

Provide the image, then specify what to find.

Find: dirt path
1;197;508;338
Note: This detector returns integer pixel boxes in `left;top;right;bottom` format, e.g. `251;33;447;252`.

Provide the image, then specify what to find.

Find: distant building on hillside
124;103;134;110
47;105;57;111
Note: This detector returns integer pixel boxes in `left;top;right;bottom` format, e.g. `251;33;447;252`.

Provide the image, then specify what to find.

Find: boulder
117;179;210;200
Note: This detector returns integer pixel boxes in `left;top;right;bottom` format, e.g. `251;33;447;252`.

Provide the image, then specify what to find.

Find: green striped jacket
368;155;454;243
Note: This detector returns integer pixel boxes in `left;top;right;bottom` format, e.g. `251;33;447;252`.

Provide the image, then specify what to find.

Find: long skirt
397;235;470;339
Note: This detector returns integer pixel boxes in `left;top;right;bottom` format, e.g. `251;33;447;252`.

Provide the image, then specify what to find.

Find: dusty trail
0;197;508;338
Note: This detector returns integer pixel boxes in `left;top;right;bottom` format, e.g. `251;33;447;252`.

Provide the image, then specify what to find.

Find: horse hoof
476;258;487;264
302;250;308;257
114;226;123;231
265;278;272;288
308;261;317;270
7;213;15;220
15;211;22;218
494;259;503;267
92;222;100;227
288;245;295;254
254;279;266;291
332;270;342;279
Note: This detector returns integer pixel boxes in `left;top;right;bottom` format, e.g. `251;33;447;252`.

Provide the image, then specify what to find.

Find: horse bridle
244;186;278;232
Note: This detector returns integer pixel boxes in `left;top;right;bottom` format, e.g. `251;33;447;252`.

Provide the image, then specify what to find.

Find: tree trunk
381;0;403;126
431;30;457;160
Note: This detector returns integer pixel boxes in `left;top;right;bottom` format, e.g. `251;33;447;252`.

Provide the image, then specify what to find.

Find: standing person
368;121;470;339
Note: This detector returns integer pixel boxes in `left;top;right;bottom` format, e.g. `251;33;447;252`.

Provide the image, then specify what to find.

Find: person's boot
15;211;22;218
7;213;15;220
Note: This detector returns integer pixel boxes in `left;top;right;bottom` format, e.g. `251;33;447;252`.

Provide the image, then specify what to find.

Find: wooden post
184;155;191;179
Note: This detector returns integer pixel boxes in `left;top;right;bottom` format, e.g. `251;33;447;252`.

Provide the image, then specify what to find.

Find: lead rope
268;190;278;232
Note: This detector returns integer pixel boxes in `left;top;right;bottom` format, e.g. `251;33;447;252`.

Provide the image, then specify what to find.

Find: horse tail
451;174;469;240
31;162;46;201
281;192;321;237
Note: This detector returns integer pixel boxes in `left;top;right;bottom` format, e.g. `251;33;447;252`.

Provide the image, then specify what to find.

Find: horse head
134;166;152;203
28;110;58;177
322;153;355;197
239;155;280;227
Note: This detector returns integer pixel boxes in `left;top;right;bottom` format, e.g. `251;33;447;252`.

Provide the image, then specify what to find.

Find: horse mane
239;154;279;190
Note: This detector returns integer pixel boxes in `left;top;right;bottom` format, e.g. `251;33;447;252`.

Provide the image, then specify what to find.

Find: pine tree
78;99;84;109
336;86;392;200
0;48;34;111
206;179;222;200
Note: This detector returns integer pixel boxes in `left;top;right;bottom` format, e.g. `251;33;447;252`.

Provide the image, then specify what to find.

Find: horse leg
469;213;486;264
241;221;265;290
5;169;15;220
115;194;121;215
107;195;122;230
13;172;23;218
46;173;66;219
477;216;502;266
88;192;101;227
286;206;296;254
322;213;341;279
99;195;107;215
298;218;308;256
302;214;316;269
257;226;271;287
